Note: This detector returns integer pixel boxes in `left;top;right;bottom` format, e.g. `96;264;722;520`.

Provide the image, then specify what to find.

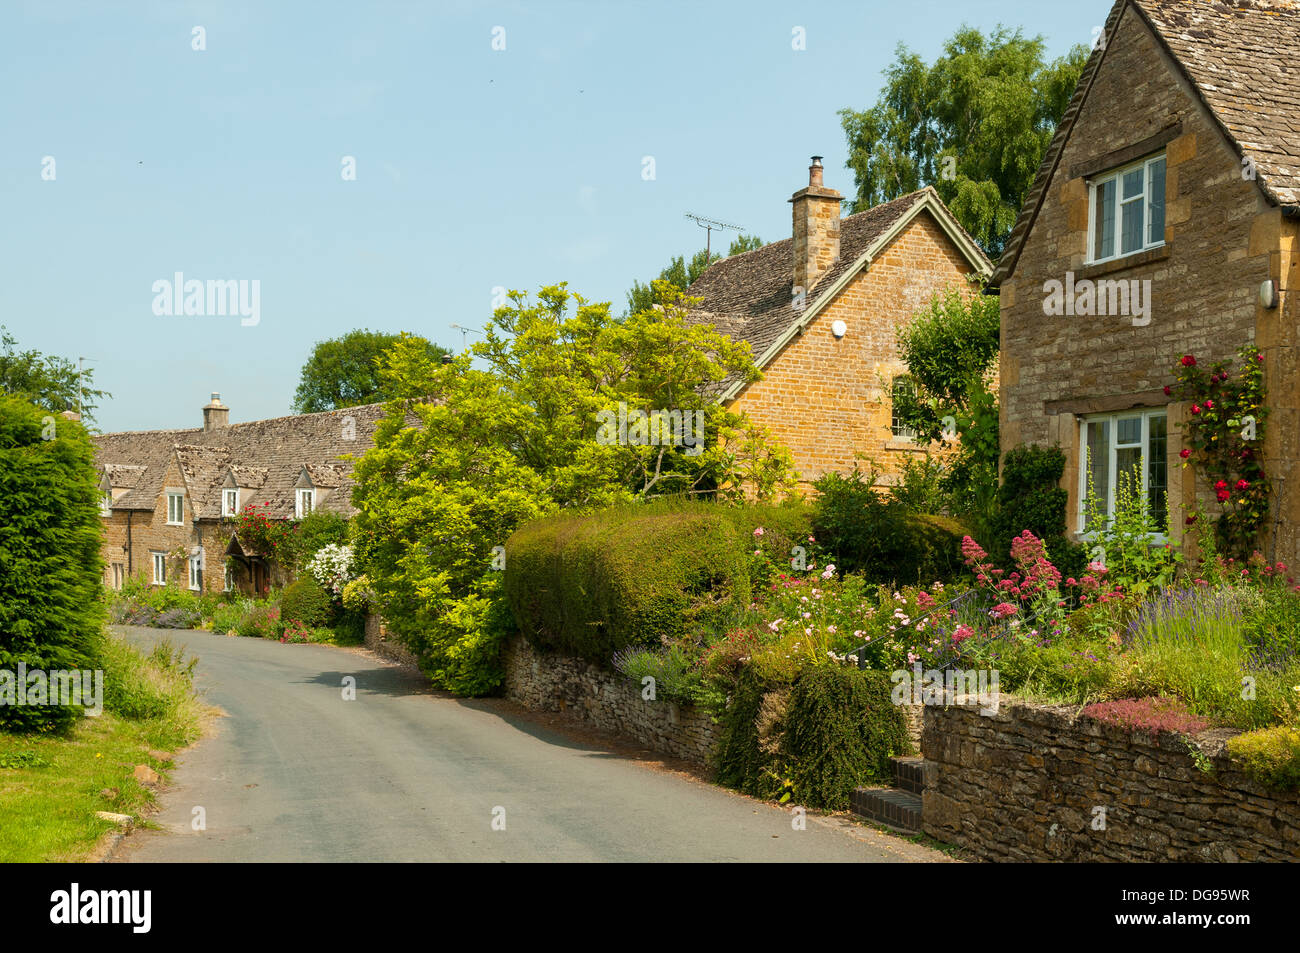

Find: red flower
1179;448;1191;459
1190;404;1201;415
1256;353;1265;362
1236;479;1250;491
1204;399;1215;410
1217;489;1231;503
1181;355;1197;367
1214;480;1228;491
1185;515;1198;525
1163;385;1172;396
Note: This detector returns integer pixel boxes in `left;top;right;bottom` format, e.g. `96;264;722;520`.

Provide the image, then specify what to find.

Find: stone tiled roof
100;463;147;489
686;187;990;394
992;0;1300;286
93;403;393;520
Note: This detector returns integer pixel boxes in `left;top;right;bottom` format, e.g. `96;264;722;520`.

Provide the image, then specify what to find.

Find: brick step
891;756;926;795
850;787;922;833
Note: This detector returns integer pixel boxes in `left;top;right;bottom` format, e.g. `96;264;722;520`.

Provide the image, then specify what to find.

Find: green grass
0;633;206;862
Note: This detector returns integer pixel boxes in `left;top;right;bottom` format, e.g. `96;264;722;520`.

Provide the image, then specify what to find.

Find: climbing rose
1180;448;1190;459
1236;479;1250;491
1181;355;1197;367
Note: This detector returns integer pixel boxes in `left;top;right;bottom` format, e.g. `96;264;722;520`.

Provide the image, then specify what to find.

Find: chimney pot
809;156;824;188
203;392;230;431
790;156;842;293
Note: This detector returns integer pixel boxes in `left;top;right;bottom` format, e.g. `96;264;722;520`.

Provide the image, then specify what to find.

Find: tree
0;327;109;424
840;26;1089;257
292;329;449;413
893;281;1000;523
625;234;764;314
351;282;796;695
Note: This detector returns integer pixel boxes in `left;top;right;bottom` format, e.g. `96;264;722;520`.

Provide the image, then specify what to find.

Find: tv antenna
449;324;482;350
684;213;743;260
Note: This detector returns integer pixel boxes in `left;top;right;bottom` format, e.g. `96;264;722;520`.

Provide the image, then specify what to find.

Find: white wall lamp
1259;279;1279;310
831;319;847;339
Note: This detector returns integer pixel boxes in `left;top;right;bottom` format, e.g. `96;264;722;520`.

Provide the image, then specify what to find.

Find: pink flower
752;527;764;537
952;624;974;645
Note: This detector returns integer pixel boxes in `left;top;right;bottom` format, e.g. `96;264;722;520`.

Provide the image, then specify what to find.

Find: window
1079;409;1168;534
166;491;184;525
188;554;203;591
112;563;124;590
152;552;166;585
222;488;239;517
224;565;235;592
1088;153;1166;263
100;491;112;517
296;488;315;519
890;376;917;440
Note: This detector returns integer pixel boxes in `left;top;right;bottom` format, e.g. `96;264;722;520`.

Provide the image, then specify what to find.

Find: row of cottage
92;0;1300;590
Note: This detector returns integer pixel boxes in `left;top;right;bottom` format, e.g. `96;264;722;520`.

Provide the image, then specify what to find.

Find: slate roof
992;0;1300;286
685;187;990;394
100;464;147;489
93;402;393;520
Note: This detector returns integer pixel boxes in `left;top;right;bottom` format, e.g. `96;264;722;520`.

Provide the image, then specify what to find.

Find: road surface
111;626;948;863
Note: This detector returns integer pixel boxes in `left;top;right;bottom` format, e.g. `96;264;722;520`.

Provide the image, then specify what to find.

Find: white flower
306;543;355;596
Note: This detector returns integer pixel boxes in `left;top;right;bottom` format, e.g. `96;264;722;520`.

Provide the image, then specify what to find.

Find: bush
782;665;910;809
1226;725;1300;791
505;502;755;663
236;604;282;639
100;634;198;723
291;511;349;566
1081;696;1211;737
279;576;332;628
810;467;968;584
714;667;789;800
0;396;106;732
990;444;1086;580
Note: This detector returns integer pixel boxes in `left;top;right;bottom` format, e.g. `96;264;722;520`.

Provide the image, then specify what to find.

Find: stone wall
364;614;420;669
502;637;718;767
922;699;1300;862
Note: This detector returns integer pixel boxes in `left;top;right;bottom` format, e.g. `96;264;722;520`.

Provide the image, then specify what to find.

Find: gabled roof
301;463;345;489
100;464;147;489
94;403;394;520
992;0;1300;287
686;187;991;400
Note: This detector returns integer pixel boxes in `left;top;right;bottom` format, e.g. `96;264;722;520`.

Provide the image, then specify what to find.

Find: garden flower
1163;385;1172;396
1204;399;1215;410
952;624;974;644
752;527;764;537
821;563;836;579
1180;448;1190;459
1190;404;1201;415
1236;479;1250;491
1217;489;1231;503
1181;355;1197;367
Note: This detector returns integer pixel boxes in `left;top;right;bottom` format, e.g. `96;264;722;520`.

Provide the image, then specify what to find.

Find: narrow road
111;627;948;863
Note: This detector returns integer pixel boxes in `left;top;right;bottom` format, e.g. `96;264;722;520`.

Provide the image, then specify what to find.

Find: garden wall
922;700;1300;861
363;614;419;668
502;637;718;767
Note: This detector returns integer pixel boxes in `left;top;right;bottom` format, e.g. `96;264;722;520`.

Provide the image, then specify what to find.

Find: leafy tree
893;281;1000;523
0;327;109;424
840;26;1089;257
351;282;796;695
0;395;106;732
292;329;449;413
625;234;764;314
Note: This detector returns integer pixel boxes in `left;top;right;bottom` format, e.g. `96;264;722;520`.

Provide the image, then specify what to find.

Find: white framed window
166;491;185;525
890;376;917;440
1088;153;1166;264
222;488;239;517
100;491;112;517
296;488;315;519
1079;409;1168;534
152;551;166;585
189;554;203;591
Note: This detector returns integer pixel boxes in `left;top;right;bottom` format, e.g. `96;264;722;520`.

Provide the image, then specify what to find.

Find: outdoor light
1259;279;1279;309
831;320;847;338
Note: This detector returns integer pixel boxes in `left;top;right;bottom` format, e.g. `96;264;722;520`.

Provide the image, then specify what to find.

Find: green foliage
839;26;1089;256
625;234;764;314
1083;467;1180;598
353;283;797;695
291;511;350;566
278;576;332;628
612;643;705;707
1226;726;1300;791
292;329;449;413
100;636;198;723
505;503;754;663
810;467;967;584
0;327;109;423
0;396;106;733
236;604;283;639
991;444;1086;578
890;454;946;513
714;668;788;800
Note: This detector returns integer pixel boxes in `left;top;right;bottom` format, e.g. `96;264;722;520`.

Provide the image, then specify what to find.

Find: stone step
891;756;926;795
851;787;923;833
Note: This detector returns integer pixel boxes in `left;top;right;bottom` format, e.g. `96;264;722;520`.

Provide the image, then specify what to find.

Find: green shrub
1226;725;1300;791
990;444;1086;580
811;467;968;585
291;511;349;566
236;604;283;639
505;502;754;663
279;576;332;627
781;665;910;809
0;396;106;732
714;667;789;800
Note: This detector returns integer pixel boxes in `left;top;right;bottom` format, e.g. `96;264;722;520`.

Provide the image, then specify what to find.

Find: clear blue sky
1;0;1102;432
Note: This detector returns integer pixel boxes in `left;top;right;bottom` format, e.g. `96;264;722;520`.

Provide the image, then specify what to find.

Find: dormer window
1088;153;1166;264
296;488;315;519
100;491;112;517
166;491;185;526
223;488;239;517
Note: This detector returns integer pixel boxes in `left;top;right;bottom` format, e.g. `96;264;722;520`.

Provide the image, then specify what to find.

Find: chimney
203;392;229;431
790;156;843;294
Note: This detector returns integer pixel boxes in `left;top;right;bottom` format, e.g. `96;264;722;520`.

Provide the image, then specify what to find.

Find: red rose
1179;448;1191;459
1215;480;1228;491
1191;404;1201;415
1217;490;1231;503
1185;515;1198;525
1236;479;1250;491
1163;385;1172;396
1204;399;1214;410
1181;355;1197;367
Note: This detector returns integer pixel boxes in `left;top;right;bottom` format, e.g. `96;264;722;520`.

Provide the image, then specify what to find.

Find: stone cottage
991;0;1300;561
93;394;386;594
687;158;992;490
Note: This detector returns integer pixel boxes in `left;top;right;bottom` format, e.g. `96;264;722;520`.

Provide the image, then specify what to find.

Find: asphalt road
111;627;948;863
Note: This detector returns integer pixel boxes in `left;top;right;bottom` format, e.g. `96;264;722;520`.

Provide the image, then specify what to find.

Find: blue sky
1;0;1102;432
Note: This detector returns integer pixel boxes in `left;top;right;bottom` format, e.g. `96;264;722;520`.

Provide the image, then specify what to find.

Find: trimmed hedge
504;501;810;664
279;576;332;628
714;664;911;809
0;396;106;732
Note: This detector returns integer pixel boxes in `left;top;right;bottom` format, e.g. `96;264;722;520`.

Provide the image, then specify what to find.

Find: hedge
504;501;810;664
0;396;106;732
279;575;332;628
